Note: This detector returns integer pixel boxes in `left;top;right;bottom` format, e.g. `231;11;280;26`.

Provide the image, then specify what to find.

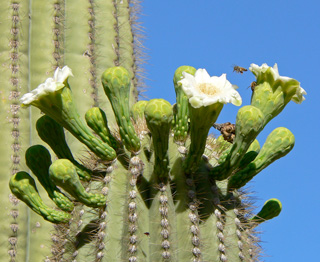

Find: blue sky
140;1;320;261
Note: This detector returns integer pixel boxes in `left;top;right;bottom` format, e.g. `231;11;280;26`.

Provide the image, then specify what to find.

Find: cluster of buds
8;62;305;261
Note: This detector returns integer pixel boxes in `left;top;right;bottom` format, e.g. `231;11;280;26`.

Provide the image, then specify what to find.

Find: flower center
197;83;218;96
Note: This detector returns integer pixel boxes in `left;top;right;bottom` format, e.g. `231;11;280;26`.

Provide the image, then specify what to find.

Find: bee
249;81;257;92
233;65;247;74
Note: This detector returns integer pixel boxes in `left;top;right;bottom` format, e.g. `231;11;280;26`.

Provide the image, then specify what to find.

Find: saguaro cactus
1;2;306;262
8;59;306;262
0;0;143;260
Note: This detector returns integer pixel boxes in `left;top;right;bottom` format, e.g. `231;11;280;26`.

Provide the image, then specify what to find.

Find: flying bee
233;65;248;74
249;81;257;92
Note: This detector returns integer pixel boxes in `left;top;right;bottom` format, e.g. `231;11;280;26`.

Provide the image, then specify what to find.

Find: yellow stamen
197;83;218;96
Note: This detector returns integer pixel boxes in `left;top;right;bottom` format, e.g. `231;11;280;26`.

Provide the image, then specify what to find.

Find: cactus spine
1;2;306;262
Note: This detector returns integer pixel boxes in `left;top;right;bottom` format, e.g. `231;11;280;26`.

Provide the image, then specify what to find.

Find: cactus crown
9;61;305;261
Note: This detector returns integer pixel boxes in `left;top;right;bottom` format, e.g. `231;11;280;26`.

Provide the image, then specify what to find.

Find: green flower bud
49;159;107;208
250;63;306;126
85;107;119;150
131;100;148;121
21;67;116;161
228;127;295;189
172;66;196;144
212;106;265;180
9;172;71;223
26;145;74;212
250;198;282;223
101;66;141;153
144;99;173;180
36;115;91;180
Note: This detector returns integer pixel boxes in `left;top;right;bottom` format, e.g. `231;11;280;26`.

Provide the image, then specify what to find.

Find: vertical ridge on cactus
0;0;145;260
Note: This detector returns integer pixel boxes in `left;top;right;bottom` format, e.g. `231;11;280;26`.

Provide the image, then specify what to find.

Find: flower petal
194;68;211;83
179;69;242;108
54;66;73;83
20;66;72;106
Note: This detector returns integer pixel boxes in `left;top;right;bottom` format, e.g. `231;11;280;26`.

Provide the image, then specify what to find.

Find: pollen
197;83;218;96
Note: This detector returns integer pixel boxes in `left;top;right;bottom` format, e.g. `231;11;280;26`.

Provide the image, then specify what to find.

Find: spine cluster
8;3;21;261
52;1;64;68
127;156;143;262
87;0;98;106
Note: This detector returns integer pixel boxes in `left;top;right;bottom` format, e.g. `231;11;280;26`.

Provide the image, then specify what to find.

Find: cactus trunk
1;1;305;262
0;0;140;260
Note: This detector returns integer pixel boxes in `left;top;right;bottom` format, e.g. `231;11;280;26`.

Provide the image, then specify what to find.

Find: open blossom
178;68;242;108
20;66;73;106
249;63;306;104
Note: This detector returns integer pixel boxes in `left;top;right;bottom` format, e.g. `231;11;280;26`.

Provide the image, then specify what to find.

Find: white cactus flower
20;66;73;106
249;63;280;81
249;63;306;104
178;68;242;108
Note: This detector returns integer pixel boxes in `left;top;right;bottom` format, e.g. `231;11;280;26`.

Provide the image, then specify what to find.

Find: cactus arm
9;172;71;223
